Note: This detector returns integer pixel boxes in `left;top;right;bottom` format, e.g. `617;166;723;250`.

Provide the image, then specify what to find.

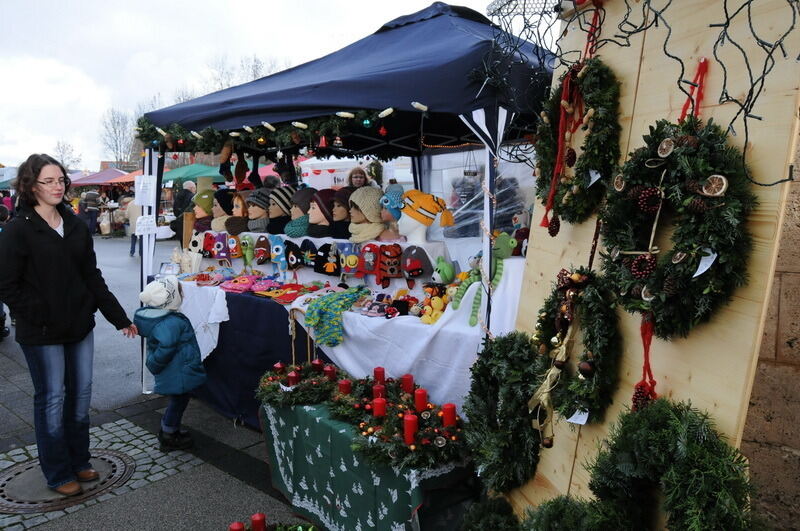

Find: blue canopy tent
143;2;552;330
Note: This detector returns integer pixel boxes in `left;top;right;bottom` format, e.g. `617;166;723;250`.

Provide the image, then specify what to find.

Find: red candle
414;388;428;413
273;361;286;374
372;384;386;399
373;366;386;384
287;370;300;386
373;397;387;417
442;403;457;427
311;358;324;373
250;513;266;531
404;413;419;445
323;364;337;381
338;379;352;395
229;523;245;531
401;373;414;393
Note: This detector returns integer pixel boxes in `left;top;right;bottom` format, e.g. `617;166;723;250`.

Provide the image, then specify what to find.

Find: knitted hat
401;190;454;227
291;187;317;214
300;239;318;267
311;188;336;224
212;232;230;260
314;243;341;276
255;235;270;265
349;187;383;223
337;242;359;275
377;244;403;289
139;276;181;311
270;185;297;216
246;188;271;211
402;246;433;288
192;190;215;217
355;243;381;279
334;186;356;208
214;189;235;215
380;183;405;221
285;241;304;270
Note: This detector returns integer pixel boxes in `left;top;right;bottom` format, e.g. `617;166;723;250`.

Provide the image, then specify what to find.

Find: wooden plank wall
510;0;800;512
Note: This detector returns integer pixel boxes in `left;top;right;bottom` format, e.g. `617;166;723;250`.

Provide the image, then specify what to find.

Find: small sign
692;247;718;278
588;169;603;187
279;384;296;392
134;173;157;206
134;215;157;236
566;409;590;425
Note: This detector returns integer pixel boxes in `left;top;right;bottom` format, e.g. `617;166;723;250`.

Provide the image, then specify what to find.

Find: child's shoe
158;429;193;451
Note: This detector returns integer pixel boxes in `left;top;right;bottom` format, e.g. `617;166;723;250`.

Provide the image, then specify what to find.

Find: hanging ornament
171;154;179;160
257;137;266;145
630;254;657;279
547;215;560;237
362;118;373;128
333;136;343;148
612;174;626;192
700;175;728;197
657;137;675;158
637;187;662;214
177;138;185;146
378;125;388;137
564;147;577;168
318;135;328;148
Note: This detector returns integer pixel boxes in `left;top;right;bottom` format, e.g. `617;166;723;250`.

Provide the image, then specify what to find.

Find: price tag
692;247;718;278
134;215;157;236
566;409;590;425
588;169;603;187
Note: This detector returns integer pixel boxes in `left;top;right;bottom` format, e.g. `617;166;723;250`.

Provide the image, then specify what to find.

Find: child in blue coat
135;276;206;451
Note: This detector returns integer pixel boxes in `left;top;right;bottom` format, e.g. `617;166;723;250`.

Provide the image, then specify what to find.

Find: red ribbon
632;312;658;410
679;58;709;122
583;1;603;60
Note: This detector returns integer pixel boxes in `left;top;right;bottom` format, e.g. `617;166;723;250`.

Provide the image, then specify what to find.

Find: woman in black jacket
0;154;138;497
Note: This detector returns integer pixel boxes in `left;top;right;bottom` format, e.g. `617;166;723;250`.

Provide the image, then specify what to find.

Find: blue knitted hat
380;183;405;221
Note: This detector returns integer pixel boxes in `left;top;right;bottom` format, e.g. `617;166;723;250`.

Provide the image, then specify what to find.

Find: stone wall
741;165;800;530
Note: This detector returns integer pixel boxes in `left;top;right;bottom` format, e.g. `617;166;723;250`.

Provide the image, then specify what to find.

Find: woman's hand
121;324;138;338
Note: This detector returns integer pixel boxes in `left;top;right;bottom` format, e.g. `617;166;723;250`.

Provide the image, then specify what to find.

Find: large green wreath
523;399;755;530
535;57;621;227
256;362;339;407
600;117;757;339
530;267;621;431
462;332;547;493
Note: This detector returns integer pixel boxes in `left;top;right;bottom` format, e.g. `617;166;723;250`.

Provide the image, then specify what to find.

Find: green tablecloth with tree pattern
260;403;473;530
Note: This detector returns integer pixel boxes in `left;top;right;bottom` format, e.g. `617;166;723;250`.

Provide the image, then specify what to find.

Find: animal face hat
377;244;403;289
227;234;242;258
402;246;433;289
203;232;216;258
285;241;304;271
212;232;230;259
314;243;341;276
401;190;454;227
300;239;318;267
188;230;204;254
268;234;287;275
355;243;381;279
337;242;359;275
255;235;271;264
380;183;405;221
140;276;181;311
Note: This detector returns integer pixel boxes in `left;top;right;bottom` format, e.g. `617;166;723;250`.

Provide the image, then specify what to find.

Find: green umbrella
163;163;226;185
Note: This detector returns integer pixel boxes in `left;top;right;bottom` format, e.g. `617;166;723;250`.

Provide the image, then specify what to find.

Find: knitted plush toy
188;230;204;254
268;234;287;279
420;296;445;324
377;244;403;289
255;235;270;265
314;243;341;276
431;256;456;284
240;235;255;274
212;232;230;260
300;239;317;267
337;242;358;276
227;234;242;259
202;232;216;258
284;241;304;271
355;243;381;281
401;245;432;289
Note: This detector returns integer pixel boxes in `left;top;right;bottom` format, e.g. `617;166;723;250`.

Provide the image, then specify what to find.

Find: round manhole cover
0;448;135;513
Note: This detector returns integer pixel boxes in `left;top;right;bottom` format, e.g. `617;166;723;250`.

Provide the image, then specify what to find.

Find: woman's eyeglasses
36;177;70;188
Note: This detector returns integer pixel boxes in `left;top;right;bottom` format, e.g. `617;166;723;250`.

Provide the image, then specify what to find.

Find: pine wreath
462;332;548;493
535;57;621;231
529;267;621;441
256;362;339;407
522;399;755;530
600;117;757;339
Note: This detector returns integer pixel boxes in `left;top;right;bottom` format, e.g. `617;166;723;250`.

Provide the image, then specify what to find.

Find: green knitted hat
192;190;214;217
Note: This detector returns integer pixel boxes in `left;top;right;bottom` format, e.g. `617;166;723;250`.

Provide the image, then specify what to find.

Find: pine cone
687;197;710;214
548;215;560;237
686;180;702;194
556;268;571;289
676;134;700;148
626;185;646;201
564;147;577;168
663;275;679;297
632;382;654;411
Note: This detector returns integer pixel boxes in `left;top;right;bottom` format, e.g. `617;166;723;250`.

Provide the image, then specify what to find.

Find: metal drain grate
0;448;135;513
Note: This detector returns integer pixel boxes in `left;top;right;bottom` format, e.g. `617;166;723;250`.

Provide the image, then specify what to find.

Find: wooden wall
510;0;800;512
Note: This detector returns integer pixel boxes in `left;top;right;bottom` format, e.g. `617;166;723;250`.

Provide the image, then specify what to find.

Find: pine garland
462;332;547;493
600;117;757;339
535;58;621;225
530;267;621;425
523;399;755;530
461;496;521;531
256;363;340;407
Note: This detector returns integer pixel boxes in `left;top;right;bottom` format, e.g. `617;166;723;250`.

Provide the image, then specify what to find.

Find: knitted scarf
284;215;309;238
193;216;213;232
210;215;230;232
225;216;249;236
247;217;269;233
348;221;384;243
306;286;369;346
330;220;351;240
307;223;331;238
267;215;291;235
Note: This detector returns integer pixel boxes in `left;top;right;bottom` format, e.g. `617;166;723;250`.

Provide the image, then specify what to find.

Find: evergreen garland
600;117;757;339
523;399;755;530
329;376;409;424
462;332;547;493
461;496;521;531
535;58;621;225
256;363;339;407
530;267;621;424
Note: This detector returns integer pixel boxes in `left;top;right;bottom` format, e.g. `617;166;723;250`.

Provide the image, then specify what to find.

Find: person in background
135;276;206;451
347;166;380;189
173;181;196;217
83;188;100;234
0;154;138;496
2;191;14;217
121;196;142;257
0;205;8;340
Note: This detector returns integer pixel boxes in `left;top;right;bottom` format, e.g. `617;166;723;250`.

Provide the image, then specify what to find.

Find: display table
260;403;475;530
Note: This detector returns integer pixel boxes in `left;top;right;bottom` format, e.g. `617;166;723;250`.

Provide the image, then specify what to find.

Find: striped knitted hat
400;190;454;227
269;185;297;216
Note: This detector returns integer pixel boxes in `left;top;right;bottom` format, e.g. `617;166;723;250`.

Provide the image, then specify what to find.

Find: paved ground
0;235;312;530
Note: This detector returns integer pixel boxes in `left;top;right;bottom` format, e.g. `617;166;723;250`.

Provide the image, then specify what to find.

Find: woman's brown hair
347;166;368;187
14;154;70;208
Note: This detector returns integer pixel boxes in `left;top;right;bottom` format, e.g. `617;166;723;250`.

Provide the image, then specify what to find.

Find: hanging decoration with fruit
528;267;621;446
534;53;621;237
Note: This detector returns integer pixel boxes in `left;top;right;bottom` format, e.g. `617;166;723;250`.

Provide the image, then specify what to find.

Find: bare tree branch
100;108;134;166
53;141;82;170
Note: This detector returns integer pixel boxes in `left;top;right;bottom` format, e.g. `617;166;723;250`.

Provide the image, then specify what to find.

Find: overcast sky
0;0;491;171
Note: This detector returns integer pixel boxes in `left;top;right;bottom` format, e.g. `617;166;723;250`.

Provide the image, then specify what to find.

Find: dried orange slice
613;174;626;192
657;137;675;158
701;175;728;197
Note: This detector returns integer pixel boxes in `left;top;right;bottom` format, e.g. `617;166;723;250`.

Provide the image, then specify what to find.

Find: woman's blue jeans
21;332;94;488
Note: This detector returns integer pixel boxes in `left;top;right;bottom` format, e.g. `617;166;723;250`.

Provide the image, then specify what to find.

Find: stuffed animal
401;246;432;289
212;232;230;260
240;235;255;273
430;256;455;284
420;296;445;324
227;234;242;259
255;235;270;265
268;234;287;278
377;244;403;289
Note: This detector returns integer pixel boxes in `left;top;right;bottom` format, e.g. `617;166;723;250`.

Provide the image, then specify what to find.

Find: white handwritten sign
134;174;156;207
134;215;157;236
